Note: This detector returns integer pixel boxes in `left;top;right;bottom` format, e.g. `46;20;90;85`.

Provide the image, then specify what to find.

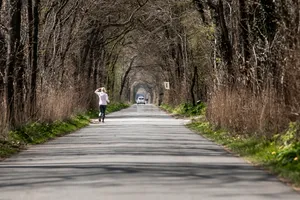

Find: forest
0;0;300;141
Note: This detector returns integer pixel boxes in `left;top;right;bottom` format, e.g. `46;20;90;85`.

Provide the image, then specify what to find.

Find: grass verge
160;102;206;117
161;103;300;188
86;102;130;118
0;102;130;159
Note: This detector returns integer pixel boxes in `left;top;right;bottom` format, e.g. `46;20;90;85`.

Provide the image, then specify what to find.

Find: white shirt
95;91;109;105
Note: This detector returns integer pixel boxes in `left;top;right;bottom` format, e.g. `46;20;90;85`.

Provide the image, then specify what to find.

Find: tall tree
29;0;40;117
5;0;22;127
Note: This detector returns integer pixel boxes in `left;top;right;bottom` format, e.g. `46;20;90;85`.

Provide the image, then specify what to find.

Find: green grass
9;115;90;145
0;102;130;159
160;102;206;117
187;120;300;187
86;102;130;118
161;103;300;187
0;115;91;159
0;141;21;159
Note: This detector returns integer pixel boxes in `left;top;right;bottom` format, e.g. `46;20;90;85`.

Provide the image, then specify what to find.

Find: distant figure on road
95;87;110;123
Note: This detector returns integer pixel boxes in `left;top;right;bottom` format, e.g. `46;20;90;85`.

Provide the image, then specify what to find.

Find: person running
94;87;110;123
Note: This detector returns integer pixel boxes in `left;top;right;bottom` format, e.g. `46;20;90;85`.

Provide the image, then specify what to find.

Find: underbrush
9;115;90;145
86;102;130;118
207;88;289;136
0;115;90;159
0;102;129;159
161;103;300;187
160;102;206;117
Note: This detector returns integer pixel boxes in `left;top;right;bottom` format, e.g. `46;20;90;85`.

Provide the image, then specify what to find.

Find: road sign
164;82;170;90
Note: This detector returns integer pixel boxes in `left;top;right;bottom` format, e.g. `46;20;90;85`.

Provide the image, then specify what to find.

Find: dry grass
0;85;94;139
207;88;289;136
206;48;300;137
37;88;92;122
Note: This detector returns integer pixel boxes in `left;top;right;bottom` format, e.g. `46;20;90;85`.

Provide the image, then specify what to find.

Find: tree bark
27;0;33;71
30;0;40;117
216;0;234;82
239;0;251;85
5;0;22;127
119;56;136;98
239;0;250;63
191;65;197;106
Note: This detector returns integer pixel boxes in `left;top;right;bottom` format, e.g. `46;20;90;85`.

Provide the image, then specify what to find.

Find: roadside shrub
1;103;129;158
161;102;206;117
160;104;174;113
9;115;90;144
276;143;300;165
280;122;300;146
107;103;130;113
207;88;289;136
87;102;130;118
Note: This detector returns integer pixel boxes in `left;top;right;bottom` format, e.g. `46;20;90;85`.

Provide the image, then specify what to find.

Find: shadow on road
0;105;298;199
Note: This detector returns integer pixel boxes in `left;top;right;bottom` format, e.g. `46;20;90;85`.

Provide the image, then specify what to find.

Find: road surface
0;104;299;200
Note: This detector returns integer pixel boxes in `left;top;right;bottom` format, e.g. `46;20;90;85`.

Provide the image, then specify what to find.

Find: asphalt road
0;104;299;200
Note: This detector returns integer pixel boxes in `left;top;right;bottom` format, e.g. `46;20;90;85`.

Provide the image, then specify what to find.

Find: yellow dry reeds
207;87;289;136
36;88;92;122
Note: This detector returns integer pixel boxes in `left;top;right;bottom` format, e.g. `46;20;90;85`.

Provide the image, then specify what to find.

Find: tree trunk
59;13;77;85
30;0;40;117
5;0;22;127
15;43;25;123
119;56;136;98
239;0;250;63
27;0;33;71
191;65;197;106
239;0;251;85
217;0;234;82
